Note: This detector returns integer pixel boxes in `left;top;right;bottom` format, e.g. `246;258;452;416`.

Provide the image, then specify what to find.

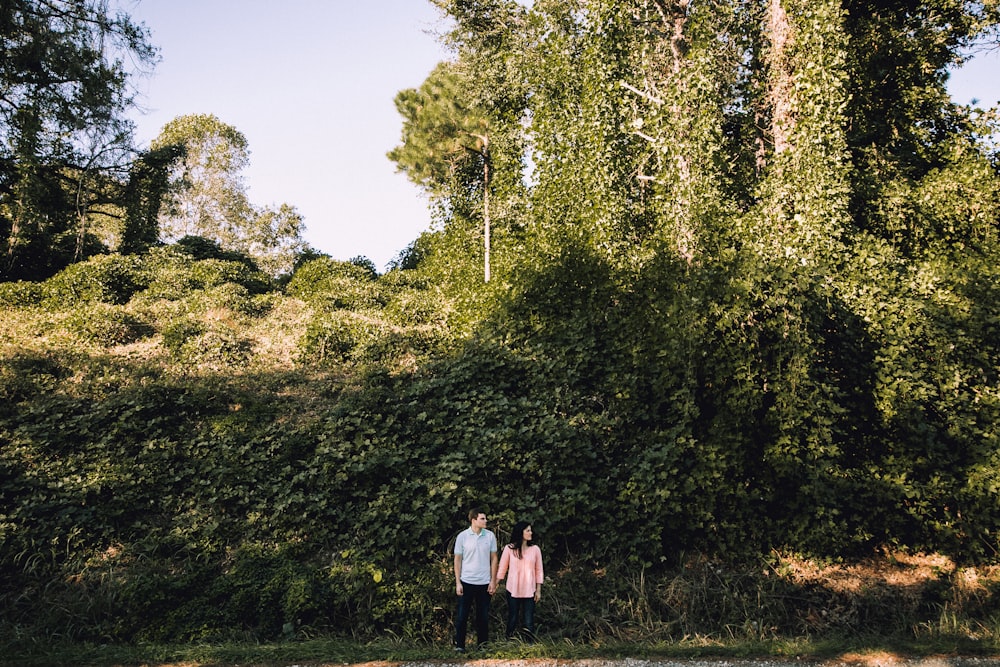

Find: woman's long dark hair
507;521;532;559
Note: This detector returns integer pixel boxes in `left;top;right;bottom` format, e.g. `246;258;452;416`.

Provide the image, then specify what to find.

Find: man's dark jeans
454;581;490;649
505;592;536;639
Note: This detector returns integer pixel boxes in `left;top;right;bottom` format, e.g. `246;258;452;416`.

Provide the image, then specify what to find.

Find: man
453;508;498;652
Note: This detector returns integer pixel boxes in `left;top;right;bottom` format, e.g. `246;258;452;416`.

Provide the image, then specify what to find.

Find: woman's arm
497;544;511;580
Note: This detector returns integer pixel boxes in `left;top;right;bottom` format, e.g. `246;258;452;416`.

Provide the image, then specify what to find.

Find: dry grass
777;552;955;595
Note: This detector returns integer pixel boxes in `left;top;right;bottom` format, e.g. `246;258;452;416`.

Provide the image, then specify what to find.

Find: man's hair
468;507;485;523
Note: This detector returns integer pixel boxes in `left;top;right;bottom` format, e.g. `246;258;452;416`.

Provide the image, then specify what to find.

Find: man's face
472;513;488;530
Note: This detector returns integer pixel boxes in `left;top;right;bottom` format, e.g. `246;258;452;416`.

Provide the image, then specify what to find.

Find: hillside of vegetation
4;0;1000;657
2;237;1000;650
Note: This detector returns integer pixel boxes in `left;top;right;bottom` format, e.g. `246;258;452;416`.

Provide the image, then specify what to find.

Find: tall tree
152;113;308;277
429;0;1000;557
153;114;254;244
843;0;1000;251
119;144;186;255
390;0;529;286
0;0;155;280
389;62;498;282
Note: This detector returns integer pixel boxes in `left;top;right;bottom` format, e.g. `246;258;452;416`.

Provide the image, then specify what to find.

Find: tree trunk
482;145;491;283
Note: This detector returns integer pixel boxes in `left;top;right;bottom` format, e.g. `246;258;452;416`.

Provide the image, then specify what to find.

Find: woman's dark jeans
505;592;536;640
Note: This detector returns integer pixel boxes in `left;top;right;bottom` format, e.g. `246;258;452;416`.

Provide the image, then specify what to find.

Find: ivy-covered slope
2;234;999;645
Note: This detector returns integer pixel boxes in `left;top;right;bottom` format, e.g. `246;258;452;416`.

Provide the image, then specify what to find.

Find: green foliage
3;0;1000;652
66;304;154;346
175;328;255;370
187;283;266;317
160;318;207;357
386;235;431;271
151;116;309;277
41;255;145;305
296;312;378;367
348;255;379;279
0;0;156;281
382;288;444;326
285;256;383;311
121;144;186;255
0;280;44;308
173;235;256;265
141;245;272;299
388;28;531;285
0;352;67;408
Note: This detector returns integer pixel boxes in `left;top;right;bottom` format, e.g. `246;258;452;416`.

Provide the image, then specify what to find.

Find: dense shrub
356;327;444;367
0;280;44;307
141;247;272;300
0;352;67;407
139;249;204;300
286;256;384;311
42;254;145;305
66;304;154;346
186;283;259;316
185;259;271;295
382;289;445;326
295;311;382;367
176;328;255;370
2;239;999;646
161;317;207;356
173;235;258;268
377;267;431;291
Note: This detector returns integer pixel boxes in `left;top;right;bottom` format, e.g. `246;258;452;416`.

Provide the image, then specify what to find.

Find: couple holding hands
453;508;544;652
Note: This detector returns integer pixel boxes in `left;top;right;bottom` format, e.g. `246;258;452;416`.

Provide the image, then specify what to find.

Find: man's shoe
454;646;465;653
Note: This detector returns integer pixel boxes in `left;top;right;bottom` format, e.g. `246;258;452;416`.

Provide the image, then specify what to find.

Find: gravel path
344;657;1000;667
281;657;1000;667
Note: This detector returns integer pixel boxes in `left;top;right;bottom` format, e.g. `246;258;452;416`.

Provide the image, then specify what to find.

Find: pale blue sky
127;1;999;270
127;0;450;270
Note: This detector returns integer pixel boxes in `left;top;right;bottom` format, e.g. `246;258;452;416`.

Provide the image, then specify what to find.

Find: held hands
454;581;498;595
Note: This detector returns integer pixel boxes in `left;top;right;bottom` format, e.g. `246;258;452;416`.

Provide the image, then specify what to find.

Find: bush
161;317;207;356
0;280;44;308
0;352;67;407
295;312;379;367
42;254;145;305
186;283;259;316
187;259;271;295
377;267;431;291
286;257;383;310
173;235;258;268
177;328;255;370
141;248;272;301
355;328;443;367
66;305;154;346
140;249;203;300
383;289;445;326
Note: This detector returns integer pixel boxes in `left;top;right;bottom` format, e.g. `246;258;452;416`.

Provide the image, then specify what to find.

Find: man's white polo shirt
454;527;497;585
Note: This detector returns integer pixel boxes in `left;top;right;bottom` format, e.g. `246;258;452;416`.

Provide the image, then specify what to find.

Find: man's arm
488;551;498;595
454;553;463;595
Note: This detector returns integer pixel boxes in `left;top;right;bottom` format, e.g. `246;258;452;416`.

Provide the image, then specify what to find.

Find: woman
497;520;544;641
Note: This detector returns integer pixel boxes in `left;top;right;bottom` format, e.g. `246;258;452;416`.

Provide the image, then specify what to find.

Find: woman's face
522;525;533;542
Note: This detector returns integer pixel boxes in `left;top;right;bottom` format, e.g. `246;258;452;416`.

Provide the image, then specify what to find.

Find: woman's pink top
497;544;544;598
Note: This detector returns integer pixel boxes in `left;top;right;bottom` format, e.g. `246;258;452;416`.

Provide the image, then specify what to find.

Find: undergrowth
4;250;1000;664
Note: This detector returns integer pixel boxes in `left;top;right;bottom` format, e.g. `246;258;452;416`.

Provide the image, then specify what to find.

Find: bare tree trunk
766;0;794;158
74;173;91;261
484;167;491;283
482;145;491;283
